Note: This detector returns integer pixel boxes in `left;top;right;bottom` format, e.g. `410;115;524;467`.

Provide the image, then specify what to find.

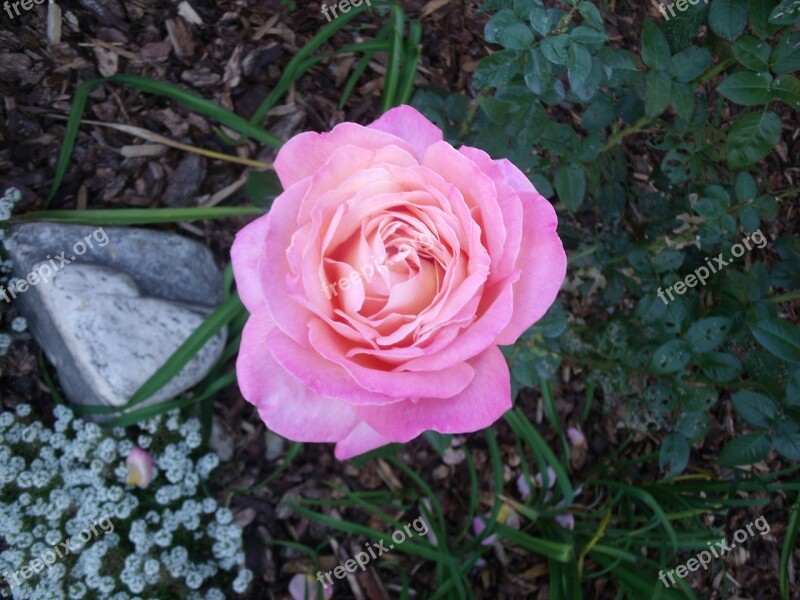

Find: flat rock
5;223;227;417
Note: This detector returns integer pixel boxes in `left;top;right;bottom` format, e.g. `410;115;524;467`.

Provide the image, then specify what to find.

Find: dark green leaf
739;205;761;231
529;3;551;35
473;50;520;88
650;339;692;374
769;0;800;24
709;0;749;40
787;368;800;406
641;20;672;69
499;22;536;50
772;31;800;74
695;352;744;382
571;25;607;48
555;162;586;211
676;412;711;442
646;70;673;117
524;48;552;94
726;111;781;168
659;433;690;478
485;9;520;44
578;2;604;29
732;391;778;426
582;96;616;130
671;81;696;120
749;0;781;37
718;432;772;466
771;421;800;460
732;36;772;71
540;34;571;65
670;46;712;82
772;74;800;108
717;71;774;105
245;170;282;210
567;42;593;91
686;317;733;353
750;317;800;363
735;172;758;200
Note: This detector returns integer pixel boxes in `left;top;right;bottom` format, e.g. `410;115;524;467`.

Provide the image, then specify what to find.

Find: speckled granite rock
5;223;227;417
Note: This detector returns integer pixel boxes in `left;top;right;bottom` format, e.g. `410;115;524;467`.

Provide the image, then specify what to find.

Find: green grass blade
381;4;405;112
20;207;263;225
780;495;800;600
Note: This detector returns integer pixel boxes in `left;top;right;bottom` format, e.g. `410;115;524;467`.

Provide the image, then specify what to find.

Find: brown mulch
0;0;795;599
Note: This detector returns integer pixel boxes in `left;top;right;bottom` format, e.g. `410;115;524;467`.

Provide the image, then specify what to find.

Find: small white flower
10;317;27;332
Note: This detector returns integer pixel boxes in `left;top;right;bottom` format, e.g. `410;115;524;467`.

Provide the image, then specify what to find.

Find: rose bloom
232;106;565;459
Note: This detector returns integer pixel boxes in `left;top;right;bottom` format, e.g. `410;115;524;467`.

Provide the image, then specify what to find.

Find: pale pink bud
534;466;557;489
289;574;333;600
555;513;575;530
126;448;154;488
472;517;496;546
567;426;587;449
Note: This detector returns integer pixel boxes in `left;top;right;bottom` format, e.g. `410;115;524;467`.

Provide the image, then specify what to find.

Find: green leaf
650;339;692;374
749;0;781;37
732;36;772;71
473;50;520;88
718;432;772;466
717;71;774;105
772;31;800;75
578;2;604;29
726;110;781;168
424;431;454;455
540;34;571;65
641;20;672;69
787;368;800;406
732;391;778;426
750;317;800;363
669;46;712;82
529;3;551;35
582;96;616;130
772;74;800;108
485;9;520;44
245;170;282;210
769;0;800;24
567;42;593;91
676;412;711;442
659;433;690;478
739;205;761;231
671;81;696;121
695;352;744;382
570;25;607;47
771;421;800;460
646;70;673;117
524;48;552;94
499;22;536;50
555;162;586;211
686;317;733;353
709;0;749;40
735;171;758;200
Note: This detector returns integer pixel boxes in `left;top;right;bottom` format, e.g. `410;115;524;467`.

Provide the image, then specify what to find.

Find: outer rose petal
334;421;393;460
237;309;360;441
231;214;270;312
367;105;444;160
495;193;566;344
273;123;416;189
353;346;511;441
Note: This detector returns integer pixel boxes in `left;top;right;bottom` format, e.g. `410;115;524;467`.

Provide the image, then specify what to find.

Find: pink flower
288;574;333;600
126;448;154;488
232;105;566;459
473;503;521;546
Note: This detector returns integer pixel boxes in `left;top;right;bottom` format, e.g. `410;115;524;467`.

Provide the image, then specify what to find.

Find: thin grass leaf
20;207;263;225
381;4;405;112
396;20;422;105
780;495;800;600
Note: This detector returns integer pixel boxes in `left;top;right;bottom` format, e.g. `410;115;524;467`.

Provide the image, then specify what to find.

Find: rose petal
495;192;566;344
354;346;511;441
236;310;360;441
231;214;270;313
334;421;393;460
367;105;444;160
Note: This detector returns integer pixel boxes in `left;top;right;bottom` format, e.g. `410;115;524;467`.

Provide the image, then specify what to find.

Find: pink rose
231;105;566;459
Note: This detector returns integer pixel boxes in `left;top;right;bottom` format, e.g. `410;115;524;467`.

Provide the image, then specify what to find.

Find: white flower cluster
0;405;252;599
0;187;21;223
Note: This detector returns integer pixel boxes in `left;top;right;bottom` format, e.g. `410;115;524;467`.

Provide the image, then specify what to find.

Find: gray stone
5;223;227;417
